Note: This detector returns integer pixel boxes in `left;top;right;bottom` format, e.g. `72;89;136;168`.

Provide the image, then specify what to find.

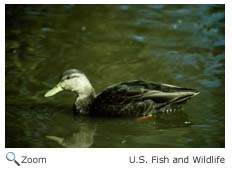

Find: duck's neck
74;86;96;115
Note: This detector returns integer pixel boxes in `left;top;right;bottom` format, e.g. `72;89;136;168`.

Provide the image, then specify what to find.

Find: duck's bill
44;83;63;97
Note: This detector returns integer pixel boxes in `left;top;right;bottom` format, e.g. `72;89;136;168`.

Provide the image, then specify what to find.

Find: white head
44;69;95;98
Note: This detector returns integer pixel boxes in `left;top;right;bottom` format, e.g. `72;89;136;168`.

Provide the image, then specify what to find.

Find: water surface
6;4;225;148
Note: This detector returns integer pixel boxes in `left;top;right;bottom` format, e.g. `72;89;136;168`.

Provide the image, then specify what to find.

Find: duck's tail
155;90;200;111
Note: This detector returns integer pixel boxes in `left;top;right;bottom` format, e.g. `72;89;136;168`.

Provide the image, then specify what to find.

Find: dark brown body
76;80;199;117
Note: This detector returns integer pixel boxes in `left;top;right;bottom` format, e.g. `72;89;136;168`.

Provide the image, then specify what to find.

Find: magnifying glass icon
6;152;20;166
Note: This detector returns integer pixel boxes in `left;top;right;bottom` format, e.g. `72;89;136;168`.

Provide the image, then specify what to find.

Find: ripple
199;79;221;88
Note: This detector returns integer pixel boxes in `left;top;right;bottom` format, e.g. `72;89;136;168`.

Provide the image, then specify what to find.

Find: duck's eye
66;76;71;80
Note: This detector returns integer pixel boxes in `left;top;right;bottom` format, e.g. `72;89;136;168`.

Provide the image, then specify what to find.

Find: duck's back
89;80;199;117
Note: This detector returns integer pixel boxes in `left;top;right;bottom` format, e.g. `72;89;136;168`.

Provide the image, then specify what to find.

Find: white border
1;1;231;169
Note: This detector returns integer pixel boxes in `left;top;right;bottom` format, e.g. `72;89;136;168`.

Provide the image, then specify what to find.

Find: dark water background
5;4;225;148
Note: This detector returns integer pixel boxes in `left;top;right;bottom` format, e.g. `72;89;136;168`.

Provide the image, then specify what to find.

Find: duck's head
44;69;94;97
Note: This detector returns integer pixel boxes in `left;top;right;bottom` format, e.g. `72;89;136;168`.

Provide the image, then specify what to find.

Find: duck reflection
46;122;96;148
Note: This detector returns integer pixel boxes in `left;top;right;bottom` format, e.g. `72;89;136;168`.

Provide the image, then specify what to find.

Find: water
5;4;225;148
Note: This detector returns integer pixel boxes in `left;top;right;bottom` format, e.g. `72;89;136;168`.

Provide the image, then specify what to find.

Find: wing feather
90;80;199;117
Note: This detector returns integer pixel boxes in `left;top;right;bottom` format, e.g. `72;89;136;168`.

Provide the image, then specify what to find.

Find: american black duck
44;69;199;117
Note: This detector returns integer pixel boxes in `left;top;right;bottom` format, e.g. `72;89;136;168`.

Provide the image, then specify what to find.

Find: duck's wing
90;80;199;117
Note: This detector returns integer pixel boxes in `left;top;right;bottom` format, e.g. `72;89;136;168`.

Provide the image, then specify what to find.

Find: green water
6;4;225;148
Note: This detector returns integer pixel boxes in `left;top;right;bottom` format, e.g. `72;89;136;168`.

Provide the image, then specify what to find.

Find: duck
44;69;199;117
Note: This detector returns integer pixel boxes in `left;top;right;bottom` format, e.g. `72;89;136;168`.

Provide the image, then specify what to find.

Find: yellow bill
44;83;63;97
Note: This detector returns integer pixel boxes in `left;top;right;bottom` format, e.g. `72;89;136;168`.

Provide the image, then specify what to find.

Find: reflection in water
154;109;190;128
47;110;188;148
6;5;224;147
46;124;96;148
